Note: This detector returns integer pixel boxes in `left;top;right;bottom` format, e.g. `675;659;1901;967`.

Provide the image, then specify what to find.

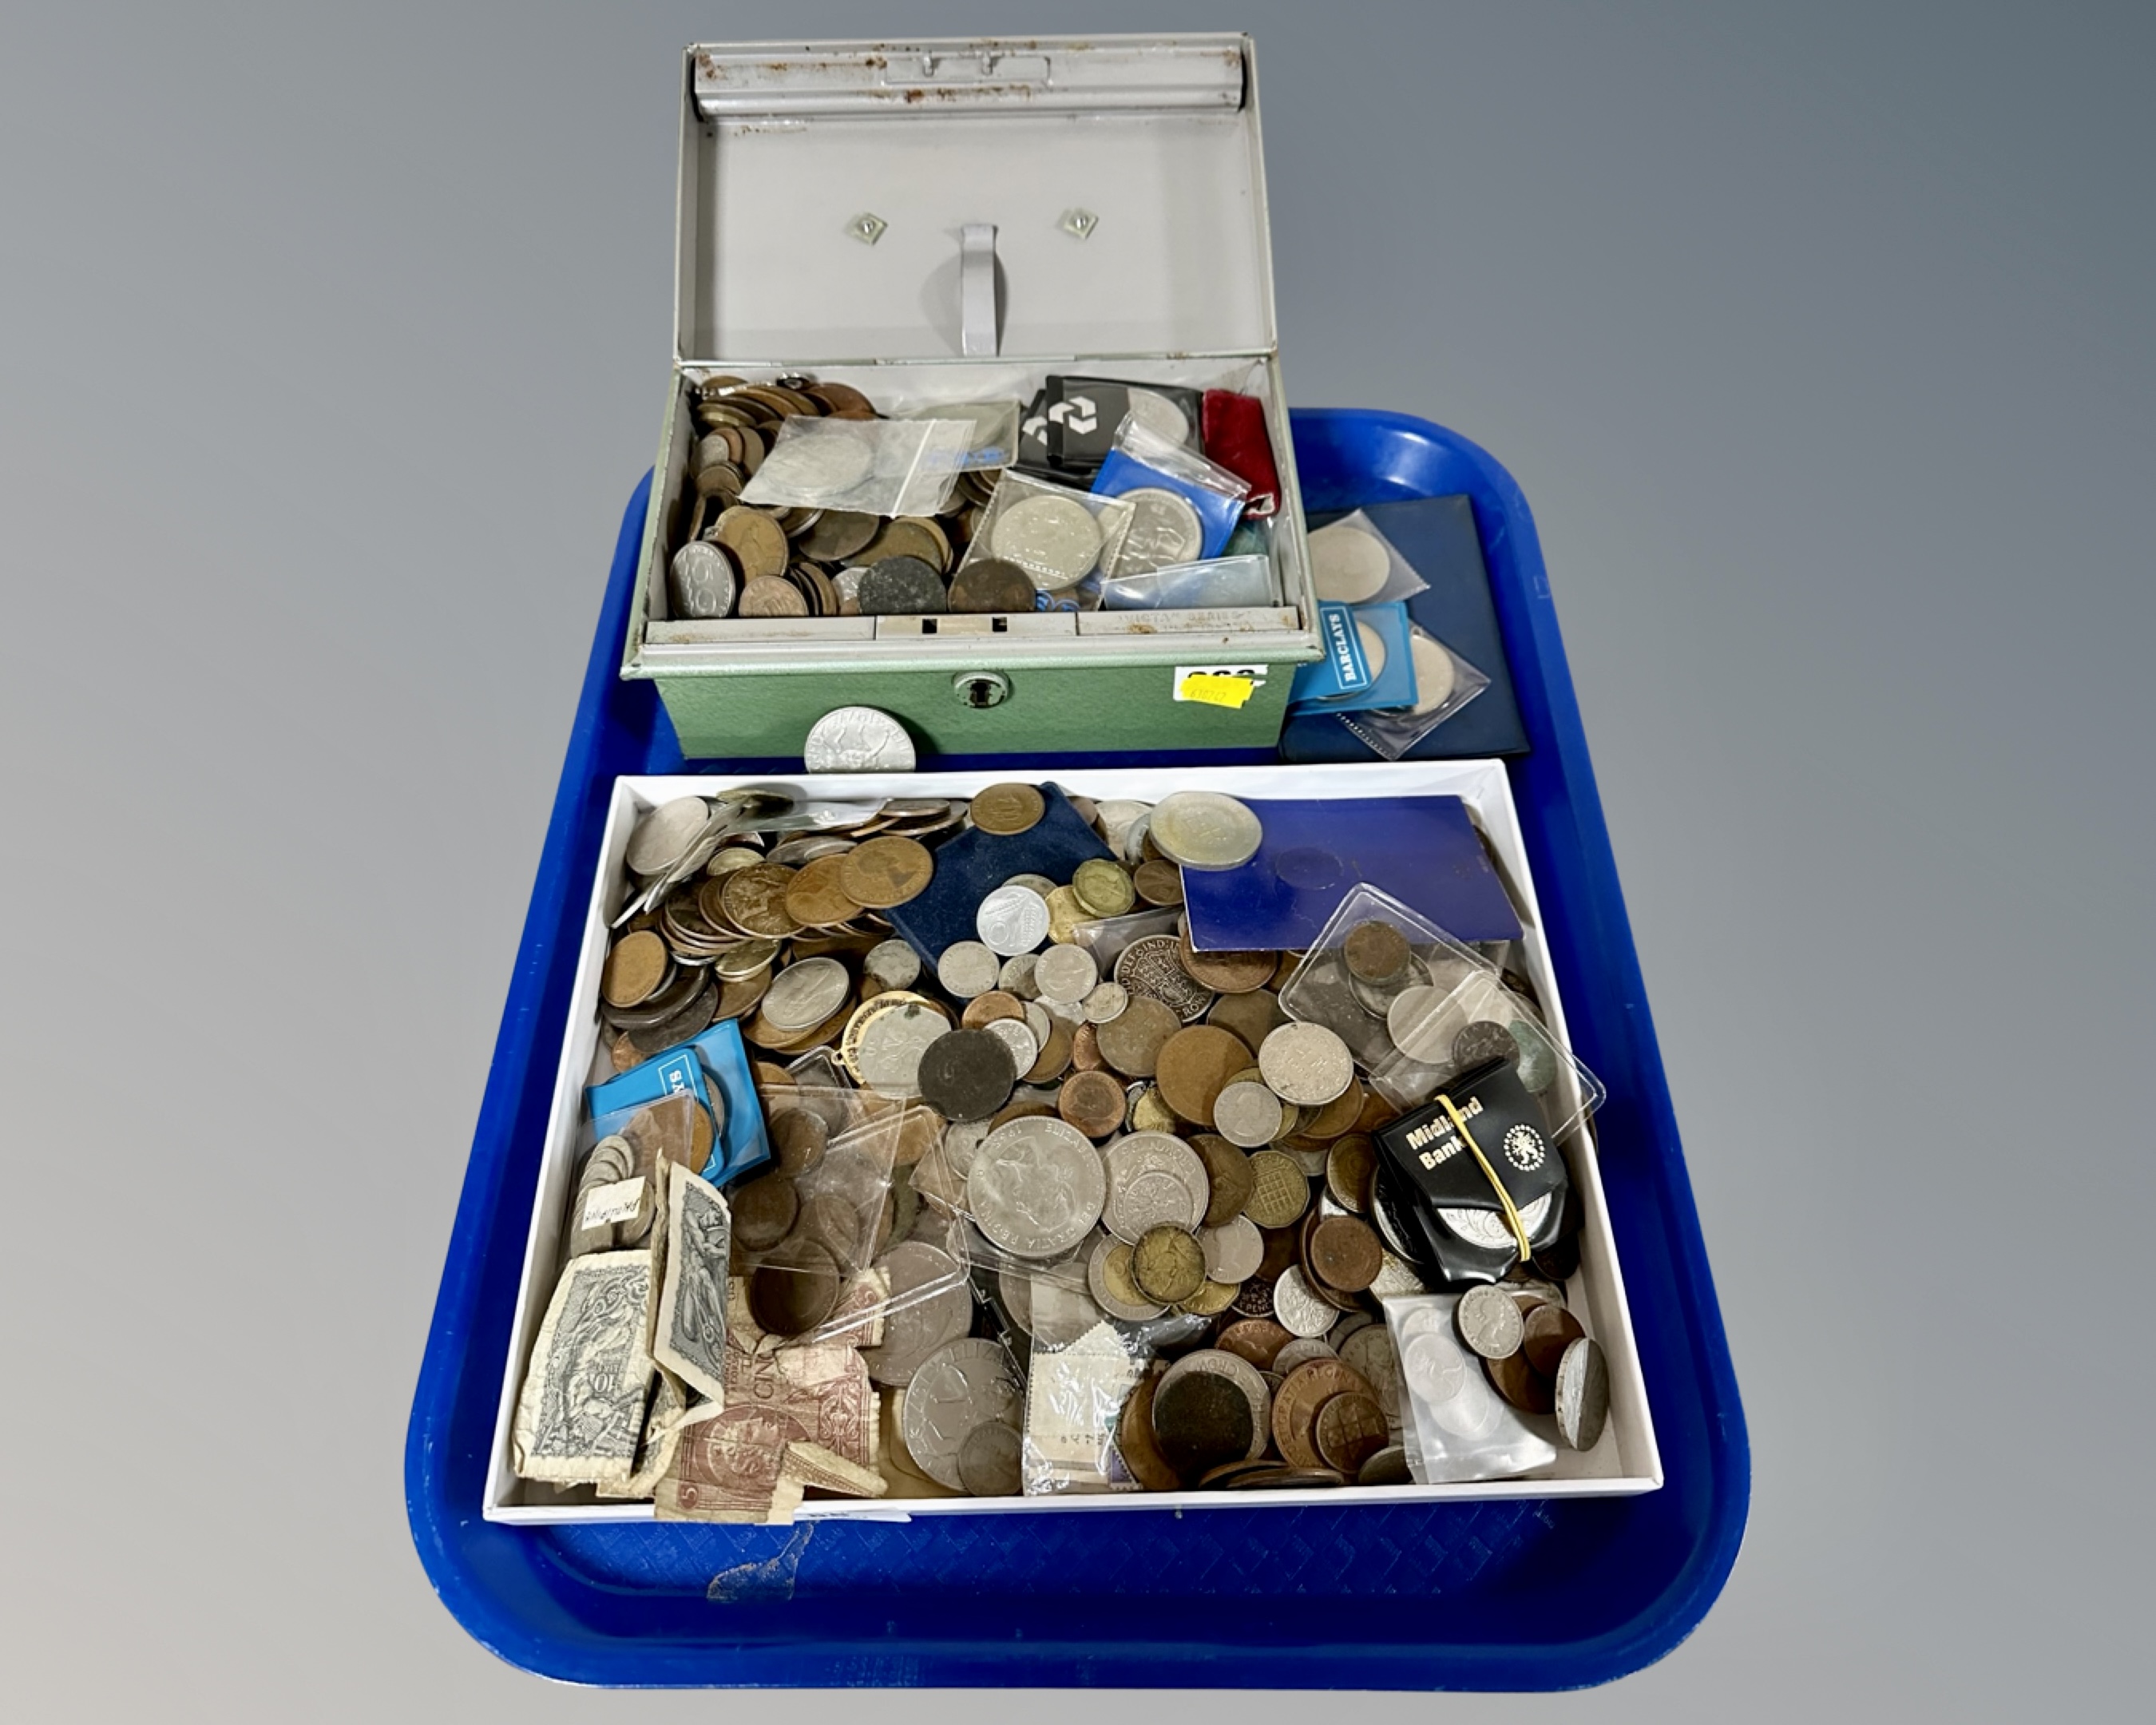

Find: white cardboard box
484;761;1663;1523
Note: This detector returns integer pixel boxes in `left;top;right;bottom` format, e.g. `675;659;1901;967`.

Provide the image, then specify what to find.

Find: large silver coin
1106;486;1205;577
1555;1336;1611;1451
803;706;917;773
1102;1132;1209;1243
991;494;1103;591
1308;520;1393;604
1083;981;1128;1024
966;1117;1106;1258
669;540;737;620
975;885;1051;958
1156;1348;1271;1461
1257;1022;1355;1107
1124;387;1192;447
862;1243;973;1387
901;1338;1022;1489
761;957;851;1033
854;1001;946;1097
1456;1283;1526;1360
1438;1195;1552;1251
624;797;712;878
758;423;876;501
1148;791;1264;871
1405;630;1460;716
1032;944;1099;1005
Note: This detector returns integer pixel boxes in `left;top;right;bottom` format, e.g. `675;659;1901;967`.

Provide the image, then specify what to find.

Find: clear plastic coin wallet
899;399;1021;471
739;415;972;518
1091;417;1254;560
955;471;1137;593
1306;509;1431;607
1098;554;1282;612
1338;626;1492;760
1382;1293;1557;1484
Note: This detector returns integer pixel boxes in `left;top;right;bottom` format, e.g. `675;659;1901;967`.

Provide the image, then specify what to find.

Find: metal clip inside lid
960;224;1000;357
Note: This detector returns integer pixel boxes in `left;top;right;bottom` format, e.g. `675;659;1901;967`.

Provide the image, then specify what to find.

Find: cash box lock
953;670;1011;709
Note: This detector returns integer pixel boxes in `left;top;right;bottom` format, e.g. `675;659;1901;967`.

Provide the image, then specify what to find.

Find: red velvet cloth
1201;390;1282;515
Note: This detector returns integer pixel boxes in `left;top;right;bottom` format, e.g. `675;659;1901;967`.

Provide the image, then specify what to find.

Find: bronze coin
1132;1226;1207;1304
1254;1224;1300;1282
1314;1391;1389;1475
1343;919;1413;985
1151;1370;1254;1483
1270;1358;1377;1469
1298;1081;1366;1143
1453;1019;1521;1072
713;505;790;579
747;1239;842;1337
608;1030;644;1073
1024;1021;1075;1084
1324;1135;1379;1214
1132;859;1184;906
1070;1021;1107;1073
862;517;953;574
858;555;946;615
988;1096;1057;1133
1358;1445;1413;1487
719;863;803;938
1178;934;1276;995
961;990;1025;1029
1071;858;1136;919
1217;1317;1294;1371
1197;1457;1282;1489
1523;1303;1587;1378
1192;1134;1254;1227
1179;1278;1239;1318
1222;1466;1348;1491
946;557;1037;615
782;855;862;928
1487;1347;1556;1416
1093;994;1179;1078
1153;1025;1254;1126
969;783;1046;836
806;380;875;416
731;1173;799;1250
1272;951;1302;988
794;1192;865;1265
1206;988;1286;1053
1058;1069;1127;1138
768;1108;828;1176
1115;1372;1183;1492
798;509;879;561
914;1028;1017;1123
738;573;808;617
1308;1215;1383;1294
1229;1275;1278;1319
600;930;669;1009
714;970;771;1022
838;836;934;909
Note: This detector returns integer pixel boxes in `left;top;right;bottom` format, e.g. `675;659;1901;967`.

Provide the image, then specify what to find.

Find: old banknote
652;1167;731;1402
511;1248;655;1486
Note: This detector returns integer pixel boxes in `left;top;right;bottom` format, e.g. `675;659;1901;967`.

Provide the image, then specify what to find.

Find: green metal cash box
620;34;1322;761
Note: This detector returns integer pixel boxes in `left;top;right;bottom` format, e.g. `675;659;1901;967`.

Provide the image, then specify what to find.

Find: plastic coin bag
1092;416;1254;568
1306;509;1430;606
1383;1293;1557;1482
1098;553;1281;612
956;472;1136;593
1021;1317;1146;1494
740;416;971;518
1337;625;1492;760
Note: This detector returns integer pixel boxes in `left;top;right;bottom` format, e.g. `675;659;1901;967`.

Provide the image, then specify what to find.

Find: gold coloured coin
969;783;1046;836
1179;1278;1239;1318
783;854;862;928
1044;886;1088;945
1242;1150;1311;1229
1129;1087;1179;1134
719;863;802;938
600;930;668;1009
1132;1226;1207;1305
739;575;809;617
838;836;934;909
1072;859;1135;918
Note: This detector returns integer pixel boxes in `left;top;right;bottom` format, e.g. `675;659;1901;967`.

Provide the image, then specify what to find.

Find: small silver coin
669;540;737;620
864;938;922;992
1124;387;1193;447
1198;1215;1263;1283
982;1014;1040;1074
1212;1081;1284;1150
1272;1337;1338;1376
1082;980;1129;1024
957;1419;1024;1497
1555;1337;1611;1450
998;952;1040;999
1456;1283;1527;1361
1270;1267;1335;1339
937;941;1003;999
1032;943;1100;1004
976;886;1052;958
1257;1022;1355;1107
803;706;917;773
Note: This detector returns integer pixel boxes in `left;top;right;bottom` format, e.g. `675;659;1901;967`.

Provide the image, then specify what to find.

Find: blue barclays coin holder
1286;600;1419;714
1089;416;1253;561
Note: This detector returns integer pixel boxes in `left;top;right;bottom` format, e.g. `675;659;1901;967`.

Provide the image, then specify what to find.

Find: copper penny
1058;1069;1127;1138
1314;1391;1389;1475
746;1239;842;1337
1070;1021;1106;1073
1178;934;1276;995
961;990;1025;1029
1093;995;1179;1078
1298;1081;1366;1143
1324;1135;1379;1214
1153;1025;1253;1127
600;930;669;1009
1254;1226;1300;1282
1308;1215;1383;1294
946;557;1036;615
782;855;862;928
1191;1134;1254;1227
1116;1372;1183;1492
1132;859;1183;906
738;574;810;617
1343;919;1413;984
1151;1370;1254;1483
838;836;934;909
1488;1347;1557;1416
719;863;802;938
1217;1317;1294;1371
731;1173;799;1250
767;1107;829;1176
969;783;1045;836
1206;988;1286;1053
1270;1358;1377;1469
712;505;790;580
1523;1303;1587;1378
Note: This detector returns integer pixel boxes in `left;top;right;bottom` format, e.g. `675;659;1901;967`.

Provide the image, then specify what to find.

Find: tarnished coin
1555;1337;1611;1449
718;864;800;938
1340;1324;1408;1433
1488;1346;1557;1417
1179;940;1275;995
902;1338;1022;1490
1308;520;1393;604
669;540;737;619
1071;858;1136;918
1058;1069;1128;1139
767;1108;828;1176
713;505;791;579
997;952;1038;999
803;706;916;772
1453;1019;1521;1072
798;508;879;561
601;930;669;1009
1192;1135;1255;1226
1082;981;1129;1024
1325;1134;1379;1214
1217;1318;1294;1372
1199;1214;1263;1283
1456;1283;1527;1361
1358;1444;1413;1486
738;573;809;617
761;957;852;1033
1132;1226;1207;1304
863;938;921;992
1213;1080;1284;1149
782;855;862;928
1158;1349;1271;1463
757;422;876;499
851;1000;947;1096
1107;486;1206;576
915;1029;1018;1123
1116;1373;1184;1491
861;1242;972;1387
956;1419;1024;1497
626;797;713;877
1270;1266;1335;1339
1314;1391;1389;1475
858;554;946;615
937;941;1001;998
1151;1370;1255;1482
1032;943;1099;1004
1524;1303;1588;1378
1132;859;1184;906
945;556;1037;615
1241;1148;1310;1228
1511;1017;1560;1094
1093;993;1179;1077
966;1116;1105;1257
839;835;934;909
1258;1022;1355;1106
976;885;1051;957
991;494;1103;590
1149;791;1264;871
1116;934;1215;1023
969;783;1046;836
1308;1215;1383;1294
1154;1025;1254;1127
1344;918;1413;984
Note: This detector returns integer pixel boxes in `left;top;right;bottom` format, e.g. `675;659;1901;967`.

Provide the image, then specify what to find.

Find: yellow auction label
1173;665;1265;708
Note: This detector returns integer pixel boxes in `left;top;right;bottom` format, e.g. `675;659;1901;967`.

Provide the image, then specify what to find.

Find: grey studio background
1;1;2148;1719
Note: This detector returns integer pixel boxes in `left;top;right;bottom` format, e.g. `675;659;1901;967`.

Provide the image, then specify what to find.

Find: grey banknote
511;1248;654;1486
652;1165;731;1402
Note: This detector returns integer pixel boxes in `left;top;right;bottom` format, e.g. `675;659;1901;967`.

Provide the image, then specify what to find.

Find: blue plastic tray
406;410;1749;1689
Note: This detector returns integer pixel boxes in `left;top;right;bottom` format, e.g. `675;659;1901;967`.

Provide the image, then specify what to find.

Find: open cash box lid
676;34;1278;365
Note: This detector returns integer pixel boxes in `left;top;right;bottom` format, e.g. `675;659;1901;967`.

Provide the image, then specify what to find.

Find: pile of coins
591;778;1606;1501
1437;1283;1609;1449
